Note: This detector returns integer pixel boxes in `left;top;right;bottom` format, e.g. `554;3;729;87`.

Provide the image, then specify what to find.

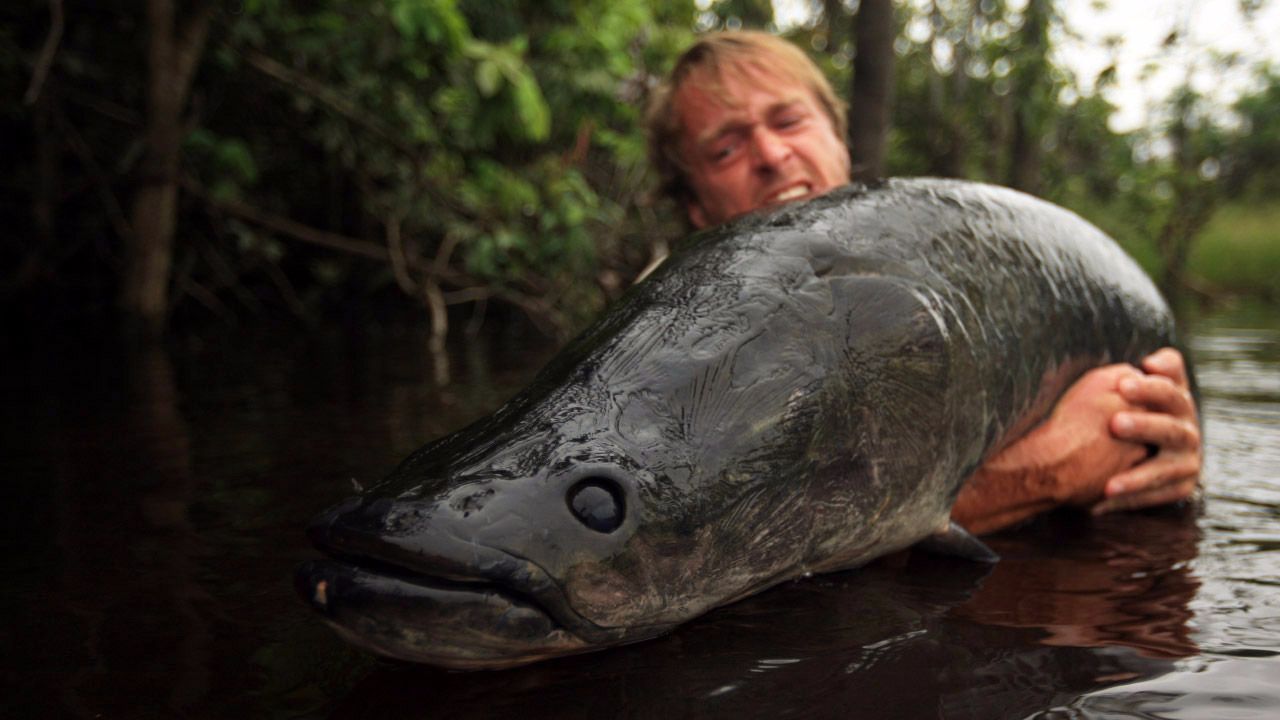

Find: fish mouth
296;497;620;669
295;557;591;669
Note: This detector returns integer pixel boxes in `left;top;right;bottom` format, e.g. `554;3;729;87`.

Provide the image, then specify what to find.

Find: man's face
674;64;851;229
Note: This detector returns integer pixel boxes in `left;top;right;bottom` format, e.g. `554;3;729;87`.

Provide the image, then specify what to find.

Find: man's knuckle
1181;423;1202;451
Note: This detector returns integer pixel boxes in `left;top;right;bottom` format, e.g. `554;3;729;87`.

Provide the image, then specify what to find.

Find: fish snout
305;495;400;556
300;465;653;641
304;495;363;547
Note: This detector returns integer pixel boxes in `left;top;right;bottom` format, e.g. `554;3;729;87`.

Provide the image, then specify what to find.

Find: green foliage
1190;202;1280;301
1226;69;1280;199
7;0;1280;338
464;38;551;141
185;129;259;200
180;0;699;332
794;0;1278;306
389;0;470;50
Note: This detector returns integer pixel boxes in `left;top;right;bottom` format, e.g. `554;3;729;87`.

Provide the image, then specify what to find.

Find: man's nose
750;128;791;169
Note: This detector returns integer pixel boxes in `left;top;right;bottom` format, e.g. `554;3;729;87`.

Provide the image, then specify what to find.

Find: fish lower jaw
297;557;600;669
324;616;587;670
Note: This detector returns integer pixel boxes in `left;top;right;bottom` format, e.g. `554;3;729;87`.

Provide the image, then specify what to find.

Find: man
645;31;1202;534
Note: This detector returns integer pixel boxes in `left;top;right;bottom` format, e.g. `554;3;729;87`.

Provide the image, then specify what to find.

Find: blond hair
645;31;849;207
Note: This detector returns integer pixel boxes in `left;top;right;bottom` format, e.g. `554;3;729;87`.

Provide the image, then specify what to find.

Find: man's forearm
951;463;1064;535
950;359;1188;536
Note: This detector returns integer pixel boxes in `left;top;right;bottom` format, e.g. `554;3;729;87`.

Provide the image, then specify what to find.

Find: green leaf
476;60;502;97
217;139;259;184
388;1;417;39
511;74;550;142
388;0;470;50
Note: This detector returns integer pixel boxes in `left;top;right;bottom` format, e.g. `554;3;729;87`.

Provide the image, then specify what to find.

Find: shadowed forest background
4;0;1279;346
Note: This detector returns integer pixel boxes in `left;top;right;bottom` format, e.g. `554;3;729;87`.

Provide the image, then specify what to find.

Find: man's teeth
773;186;808;202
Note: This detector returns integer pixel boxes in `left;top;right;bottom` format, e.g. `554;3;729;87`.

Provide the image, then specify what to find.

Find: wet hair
644;30;849;208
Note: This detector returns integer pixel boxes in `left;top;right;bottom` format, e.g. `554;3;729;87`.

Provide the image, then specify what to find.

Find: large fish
297;178;1178;669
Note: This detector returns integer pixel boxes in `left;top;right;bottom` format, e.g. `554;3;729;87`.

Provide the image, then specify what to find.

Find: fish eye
567;478;625;533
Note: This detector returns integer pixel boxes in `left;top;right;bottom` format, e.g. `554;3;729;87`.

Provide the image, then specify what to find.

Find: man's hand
952;364;1146;534
952;348;1202;536
1091;348;1202;515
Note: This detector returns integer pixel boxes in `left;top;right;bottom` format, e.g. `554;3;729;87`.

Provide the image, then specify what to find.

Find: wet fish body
298;178;1177;668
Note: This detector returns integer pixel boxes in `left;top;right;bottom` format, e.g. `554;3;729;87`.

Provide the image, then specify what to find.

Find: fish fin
916;522;1000;563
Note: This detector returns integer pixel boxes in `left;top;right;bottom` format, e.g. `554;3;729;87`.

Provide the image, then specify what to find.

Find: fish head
297;214;955;669
297;377;833;669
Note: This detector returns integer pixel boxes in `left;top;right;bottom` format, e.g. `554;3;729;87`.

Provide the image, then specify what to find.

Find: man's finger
1117;374;1196;416
1111;410;1200;452
1141;347;1189;388
1091;477;1199;515
1102;453;1200;497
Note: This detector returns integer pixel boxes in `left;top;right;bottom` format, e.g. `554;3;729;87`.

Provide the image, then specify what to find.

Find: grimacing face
674;63;852;228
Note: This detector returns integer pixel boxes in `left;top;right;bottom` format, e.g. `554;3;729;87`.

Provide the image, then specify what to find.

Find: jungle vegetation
4;0;1279;343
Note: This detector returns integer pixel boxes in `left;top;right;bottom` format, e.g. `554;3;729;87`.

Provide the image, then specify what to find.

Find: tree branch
263;260;308;318
241;49;416;158
240;47;481;224
175;275;238;325
57;111;135;242
385;211;418;295
173;2;215;104
59;86;143;126
24;0;65;105
186;180;391;262
187;181;567;336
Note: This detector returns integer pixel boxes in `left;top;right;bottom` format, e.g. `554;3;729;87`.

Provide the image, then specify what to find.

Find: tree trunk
922;0;969;178
1007;0;1049;194
823;0;846;47
1008;104;1041;194
985;93;1010;181
1157;96;1217;302
120;0;212;337
849;0;895;182
940;0;974;177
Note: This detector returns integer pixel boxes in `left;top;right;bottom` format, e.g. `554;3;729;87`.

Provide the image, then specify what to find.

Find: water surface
3;310;1278;719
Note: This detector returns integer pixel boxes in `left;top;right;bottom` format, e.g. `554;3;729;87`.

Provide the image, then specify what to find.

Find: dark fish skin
297;178;1179;669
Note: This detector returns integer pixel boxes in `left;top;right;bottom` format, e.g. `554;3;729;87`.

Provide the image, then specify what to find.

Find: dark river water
4;307;1278;719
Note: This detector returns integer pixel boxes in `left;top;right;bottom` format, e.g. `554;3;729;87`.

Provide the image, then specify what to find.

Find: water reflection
7;343;211;717
3;312;1279;719
960;508;1201;660
324;511;1205;720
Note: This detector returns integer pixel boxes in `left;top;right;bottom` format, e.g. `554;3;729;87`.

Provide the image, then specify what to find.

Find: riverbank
1077;198;1280;307
1190;202;1280;303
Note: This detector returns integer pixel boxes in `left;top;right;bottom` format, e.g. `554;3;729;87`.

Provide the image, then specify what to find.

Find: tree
1224;69;1280;199
849;0;895;181
1006;0;1053;194
4;0;697;339
121;0;214;337
8;0;1279;338
1150;85;1226;300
